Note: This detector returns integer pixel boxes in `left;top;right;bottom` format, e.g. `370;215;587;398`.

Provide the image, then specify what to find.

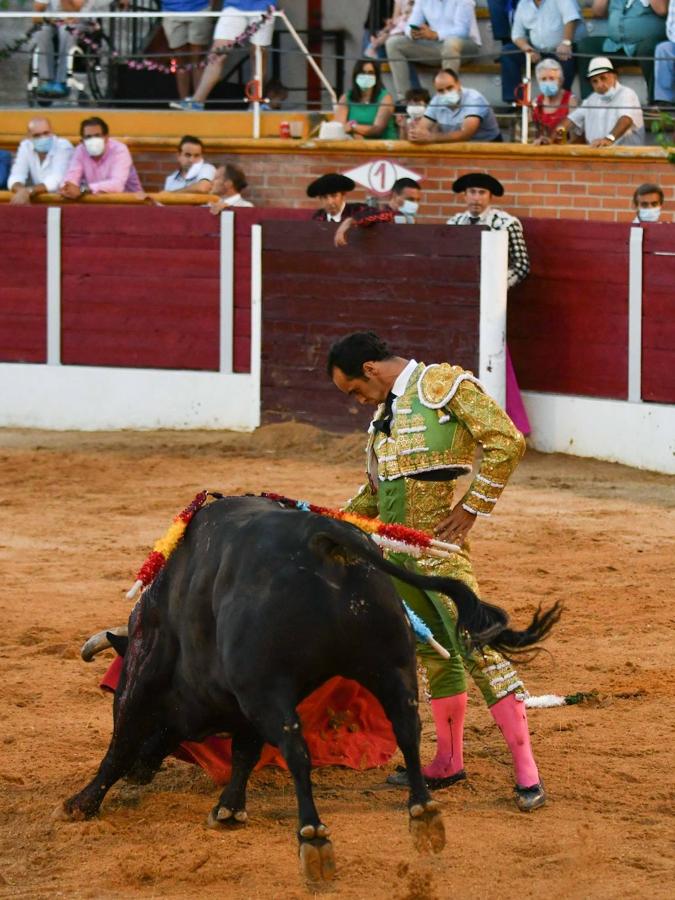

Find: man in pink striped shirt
60;116;142;199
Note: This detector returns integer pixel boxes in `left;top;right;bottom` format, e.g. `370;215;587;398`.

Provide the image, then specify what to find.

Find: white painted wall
0;364;260;431
523;391;675;475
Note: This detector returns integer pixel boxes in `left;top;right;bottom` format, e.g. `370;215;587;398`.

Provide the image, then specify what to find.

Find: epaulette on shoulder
418;363;483;409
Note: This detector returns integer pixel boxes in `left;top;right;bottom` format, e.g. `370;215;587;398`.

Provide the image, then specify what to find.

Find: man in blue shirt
171;0;275;110
407;68;502;141
161;0;214;102
385;0;481;101
501;0;585;101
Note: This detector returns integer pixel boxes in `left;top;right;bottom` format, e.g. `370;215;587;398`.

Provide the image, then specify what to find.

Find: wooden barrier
260;221;484;431
642;227;675;404
0;207;47;364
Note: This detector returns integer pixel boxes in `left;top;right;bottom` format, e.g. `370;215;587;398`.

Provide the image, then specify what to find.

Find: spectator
555;56;645;145
447;172;530;287
306;173;368;222
209;163;254;212
632;182;666;220
261;78;290;109
500;0;585;104
654;0;675;103
333;59;397;139
8;117;73;204
407;68;502;142
395;87;431;138
171;1;275;110
164;135;215;193
334;177;423;246
0;151;11;190
365;0;416;58
385;0;482;101
32;0;114;98
161;0;213;101
531;57;578;142
446;171;531;434
60;116;142;198
577;0;668;101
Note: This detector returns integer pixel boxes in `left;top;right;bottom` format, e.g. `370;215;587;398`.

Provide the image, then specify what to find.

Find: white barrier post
479;230;508;407
250;224;262;428
219;210;235;373
628;226;644;403
46;207;61;366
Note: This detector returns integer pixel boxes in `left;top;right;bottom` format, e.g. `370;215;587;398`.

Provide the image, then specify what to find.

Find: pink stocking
490;693;539;787
422;692;467;779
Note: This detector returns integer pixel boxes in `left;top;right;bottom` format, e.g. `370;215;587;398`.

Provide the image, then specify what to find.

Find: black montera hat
306;172;355;198
452;172;504;197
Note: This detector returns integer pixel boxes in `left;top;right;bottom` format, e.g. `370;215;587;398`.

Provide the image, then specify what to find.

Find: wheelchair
27;19;115;107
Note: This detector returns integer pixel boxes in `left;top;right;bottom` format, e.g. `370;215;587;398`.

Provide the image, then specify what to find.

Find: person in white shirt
385;0;482;100
555;56;645;146
209;163;254;214
8;116;73;205
163;135;216;193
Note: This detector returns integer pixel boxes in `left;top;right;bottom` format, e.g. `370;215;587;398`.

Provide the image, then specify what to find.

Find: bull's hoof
298;824;335;882
206;805;248;829
57;797;98;822
408;801;445;855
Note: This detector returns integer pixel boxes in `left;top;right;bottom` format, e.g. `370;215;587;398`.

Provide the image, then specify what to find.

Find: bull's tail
310;521;561;656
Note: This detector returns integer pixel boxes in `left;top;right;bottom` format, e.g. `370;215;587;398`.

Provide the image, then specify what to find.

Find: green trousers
379;478;524;707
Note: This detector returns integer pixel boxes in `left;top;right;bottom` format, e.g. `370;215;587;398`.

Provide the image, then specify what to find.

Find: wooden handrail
0;190;219;205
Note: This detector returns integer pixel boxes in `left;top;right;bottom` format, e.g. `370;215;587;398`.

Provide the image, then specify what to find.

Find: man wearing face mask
8;117;73;205
164;135;216;194
408;68;502;143
60;116;142;199
334;178;423;247
632;183;666;222
554;57;645;146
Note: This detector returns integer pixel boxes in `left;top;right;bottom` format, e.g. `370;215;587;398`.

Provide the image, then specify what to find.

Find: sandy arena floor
0;424;673;899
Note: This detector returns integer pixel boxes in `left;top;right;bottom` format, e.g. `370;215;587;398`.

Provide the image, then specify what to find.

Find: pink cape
506;346;531;436
101;657;396;784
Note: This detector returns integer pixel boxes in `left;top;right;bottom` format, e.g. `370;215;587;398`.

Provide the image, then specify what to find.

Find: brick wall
131;144;675;224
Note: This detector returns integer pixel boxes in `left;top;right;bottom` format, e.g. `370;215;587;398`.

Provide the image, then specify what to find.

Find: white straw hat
586;57;615;78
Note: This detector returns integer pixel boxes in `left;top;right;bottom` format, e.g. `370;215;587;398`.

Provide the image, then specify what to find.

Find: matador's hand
434;504;477;546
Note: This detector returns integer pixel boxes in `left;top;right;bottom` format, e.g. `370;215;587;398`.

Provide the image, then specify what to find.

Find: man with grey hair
8;116;73;205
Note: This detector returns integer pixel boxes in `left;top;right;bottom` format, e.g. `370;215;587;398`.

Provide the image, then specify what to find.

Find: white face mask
84;136;106;157
437;89;461;106
406;104;426;119
355;73;376;90
399;199;419;217
598;84;618;101
638;206;661;223
185;161;204;180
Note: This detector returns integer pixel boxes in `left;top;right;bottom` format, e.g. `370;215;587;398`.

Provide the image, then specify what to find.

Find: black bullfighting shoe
514;781;546;812
385;766;467;790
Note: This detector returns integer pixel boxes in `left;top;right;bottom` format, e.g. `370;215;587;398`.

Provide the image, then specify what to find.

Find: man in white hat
554;57;645;147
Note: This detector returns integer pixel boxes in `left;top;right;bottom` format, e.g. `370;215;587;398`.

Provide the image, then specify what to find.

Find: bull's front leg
207;727;263;828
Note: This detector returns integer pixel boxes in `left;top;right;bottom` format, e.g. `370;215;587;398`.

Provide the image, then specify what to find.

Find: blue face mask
355;73;376;90
539;80;559;98
32;135;53;154
437;89;460;106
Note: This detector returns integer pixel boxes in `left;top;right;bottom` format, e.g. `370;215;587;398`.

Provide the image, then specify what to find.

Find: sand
0;424;673;899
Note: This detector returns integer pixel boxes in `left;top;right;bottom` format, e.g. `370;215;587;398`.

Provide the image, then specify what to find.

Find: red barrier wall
232;208;312;372
641;227;675;404
61;207;221;370
260;222;482;431
508;219;631;400
0;207;47;364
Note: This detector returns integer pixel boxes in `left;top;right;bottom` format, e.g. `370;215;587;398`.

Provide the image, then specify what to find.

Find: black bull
62;496;559;881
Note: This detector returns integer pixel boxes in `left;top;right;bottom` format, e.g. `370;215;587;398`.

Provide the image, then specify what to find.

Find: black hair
80;116;109;136
349;58;384;103
439;68;460;82
404;87;431;103
326;331;393;378
392;177;420;194
225;163;247;192
633;182;664;205
178;134;203;151
264;78;289;97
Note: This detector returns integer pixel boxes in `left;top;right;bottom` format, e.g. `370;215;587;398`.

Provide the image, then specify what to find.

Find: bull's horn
80;625;128;662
